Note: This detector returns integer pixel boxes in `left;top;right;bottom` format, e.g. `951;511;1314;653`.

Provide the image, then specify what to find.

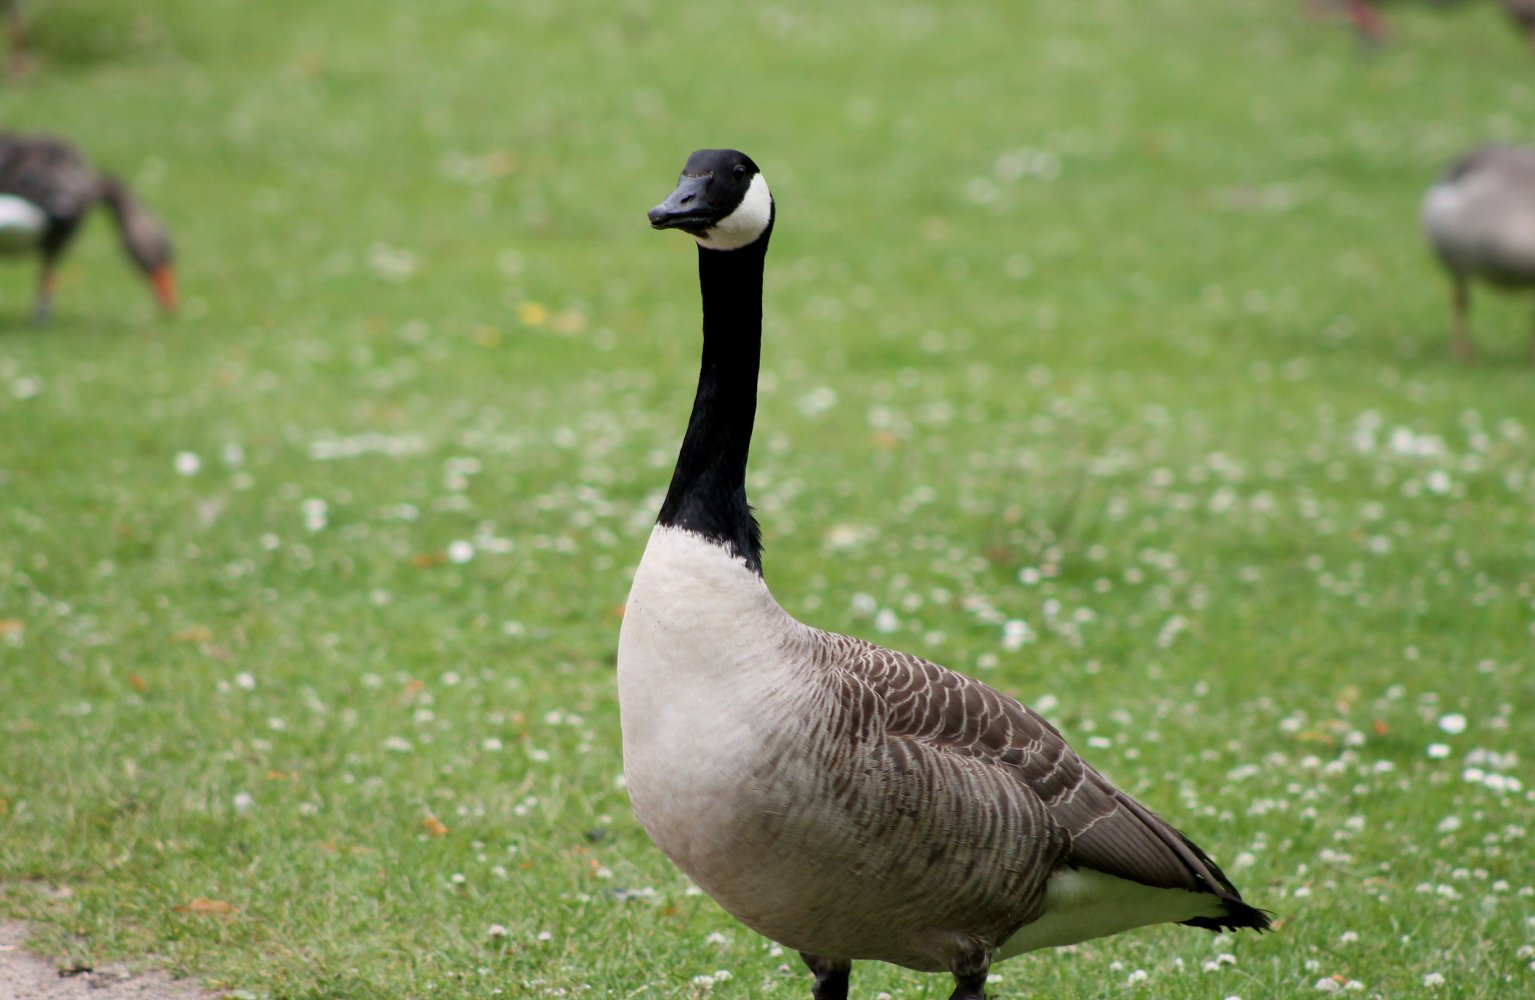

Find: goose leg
32;265;57;325
1451;275;1473;360
798;953;850;1000
4;2;32;78
947;948;990;1000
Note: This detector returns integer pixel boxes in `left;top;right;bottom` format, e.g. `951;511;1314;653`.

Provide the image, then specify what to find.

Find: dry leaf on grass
174;898;237;917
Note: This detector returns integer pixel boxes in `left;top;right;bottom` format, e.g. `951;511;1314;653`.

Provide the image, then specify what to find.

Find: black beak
648;173;715;232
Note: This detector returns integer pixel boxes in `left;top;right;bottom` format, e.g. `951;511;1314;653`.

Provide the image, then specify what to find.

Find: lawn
1;0;1533;997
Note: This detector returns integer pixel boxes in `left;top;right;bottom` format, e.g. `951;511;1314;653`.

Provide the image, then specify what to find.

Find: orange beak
150;266;180;312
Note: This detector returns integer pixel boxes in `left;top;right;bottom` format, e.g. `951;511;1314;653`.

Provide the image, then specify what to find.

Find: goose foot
799;952;850;1000
946;948;990;1000
947;970;988;1000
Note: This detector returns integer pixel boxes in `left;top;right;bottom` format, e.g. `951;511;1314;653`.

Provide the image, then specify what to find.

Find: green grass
2;0;1534;996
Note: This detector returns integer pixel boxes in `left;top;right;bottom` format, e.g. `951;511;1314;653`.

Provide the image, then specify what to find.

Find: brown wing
824;630;1262;922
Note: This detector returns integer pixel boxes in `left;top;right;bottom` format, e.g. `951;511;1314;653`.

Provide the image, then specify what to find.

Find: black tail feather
1183;896;1273;933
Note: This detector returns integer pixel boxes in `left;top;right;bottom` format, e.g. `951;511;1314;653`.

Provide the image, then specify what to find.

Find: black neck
96;174;134;225
96;174;155;269
656;229;772;574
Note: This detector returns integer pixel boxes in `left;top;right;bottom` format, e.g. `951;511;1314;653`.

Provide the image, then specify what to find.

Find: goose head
648;148;773;251
124;213;179;313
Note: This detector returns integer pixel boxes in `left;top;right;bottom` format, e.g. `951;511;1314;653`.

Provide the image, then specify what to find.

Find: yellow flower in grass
518;301;549;326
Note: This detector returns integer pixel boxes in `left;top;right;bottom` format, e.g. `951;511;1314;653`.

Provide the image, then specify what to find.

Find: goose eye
733;164;747;180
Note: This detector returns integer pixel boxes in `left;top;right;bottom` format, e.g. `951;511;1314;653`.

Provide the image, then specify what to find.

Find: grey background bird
1422;144;1535;360
0;131;178;323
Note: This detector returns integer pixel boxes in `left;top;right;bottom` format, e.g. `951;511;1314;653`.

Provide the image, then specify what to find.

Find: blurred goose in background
1343;0;1391;41
1315;0;1485;46
1503;0;1535;45
1422;144;1535;360
2;0;28;78
1303;0;1401;43
1;0;28;78
0;131;178;323
618;148;1270;1000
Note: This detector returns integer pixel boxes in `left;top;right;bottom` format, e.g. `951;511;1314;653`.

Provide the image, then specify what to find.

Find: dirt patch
0;921;220;999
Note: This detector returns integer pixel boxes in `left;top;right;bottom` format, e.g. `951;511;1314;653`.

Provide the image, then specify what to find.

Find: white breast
1423;174;1535;283
0;195;47;254
618;527;895;957
617;526;801;853
1421;182;1464;236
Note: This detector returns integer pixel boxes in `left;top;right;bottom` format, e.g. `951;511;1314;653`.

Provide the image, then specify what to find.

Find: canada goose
1422;144;1535;360
617;149;1270;1000
1504;0;1535;48
0;131;178;323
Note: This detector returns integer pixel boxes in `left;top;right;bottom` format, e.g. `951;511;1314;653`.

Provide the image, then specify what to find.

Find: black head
648;149;773;251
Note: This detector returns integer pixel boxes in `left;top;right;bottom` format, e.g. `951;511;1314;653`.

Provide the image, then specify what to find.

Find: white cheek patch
696;172;772;251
